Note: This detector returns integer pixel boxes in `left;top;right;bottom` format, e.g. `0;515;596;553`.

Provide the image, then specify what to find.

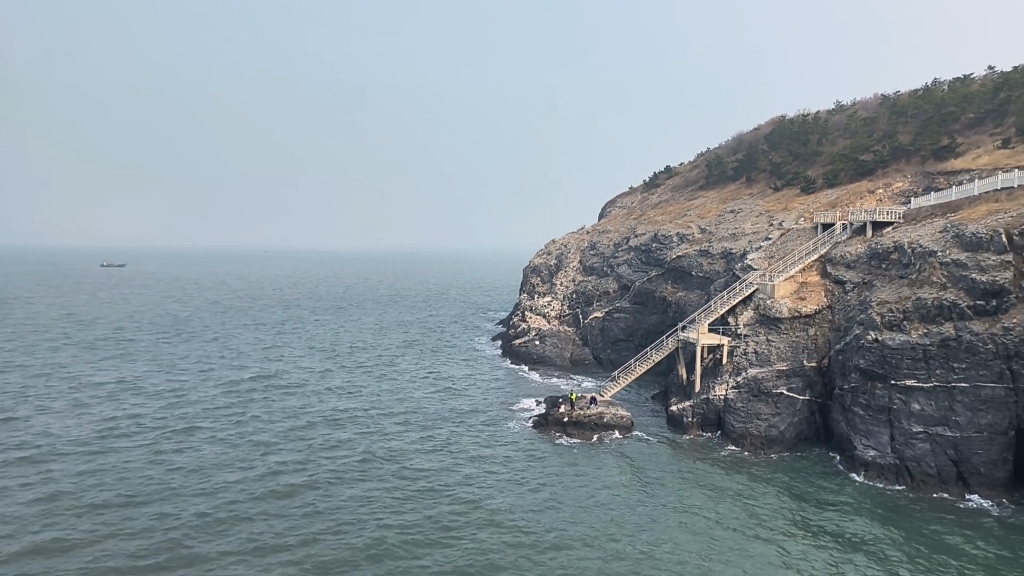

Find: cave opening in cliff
1014;427;1024;489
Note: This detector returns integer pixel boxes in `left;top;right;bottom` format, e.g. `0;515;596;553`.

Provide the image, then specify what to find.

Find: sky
3;0;1024;252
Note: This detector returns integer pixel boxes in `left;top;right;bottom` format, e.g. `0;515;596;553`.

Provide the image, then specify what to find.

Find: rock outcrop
823;212;1024;498
530;395;634;440
500;159;1024;498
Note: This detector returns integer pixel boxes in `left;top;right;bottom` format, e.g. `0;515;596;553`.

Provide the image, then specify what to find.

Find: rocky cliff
498;149;1024;499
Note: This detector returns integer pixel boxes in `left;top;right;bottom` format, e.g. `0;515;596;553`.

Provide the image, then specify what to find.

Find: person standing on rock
589;395;598;408
568;390;578;411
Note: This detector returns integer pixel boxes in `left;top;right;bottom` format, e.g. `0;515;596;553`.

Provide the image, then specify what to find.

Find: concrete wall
757;281;798;299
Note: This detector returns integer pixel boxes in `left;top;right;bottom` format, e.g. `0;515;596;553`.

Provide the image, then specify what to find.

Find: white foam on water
830;453;904;491
589;430;624;443
506;398;545;434
471;336;503;357
836;458;1013;511
718;444;752;457
504;360;601;391
630;431;658;443
958;494;1012;515
472;331;604;393
510;397;544;413
505;419;532;432
553;435;582;445
846;471;905;491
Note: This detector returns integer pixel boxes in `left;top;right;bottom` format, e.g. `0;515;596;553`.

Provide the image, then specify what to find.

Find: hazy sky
3;1;1024;251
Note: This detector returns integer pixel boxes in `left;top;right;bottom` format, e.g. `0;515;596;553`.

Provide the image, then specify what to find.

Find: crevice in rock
614;268;665;307
1014;427;1024;489
887;404;896;447
817;319;837;444
951;456;974;495
1011;359;1023;490
816;380;834;444
903;463;917;486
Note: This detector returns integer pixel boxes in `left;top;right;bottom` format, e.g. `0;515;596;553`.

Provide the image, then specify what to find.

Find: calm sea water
1;248;1022;576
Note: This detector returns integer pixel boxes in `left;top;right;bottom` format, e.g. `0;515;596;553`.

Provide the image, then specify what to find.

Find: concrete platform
679;331;731;346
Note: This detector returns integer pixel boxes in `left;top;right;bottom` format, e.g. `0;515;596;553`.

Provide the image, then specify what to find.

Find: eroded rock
530;395;634;440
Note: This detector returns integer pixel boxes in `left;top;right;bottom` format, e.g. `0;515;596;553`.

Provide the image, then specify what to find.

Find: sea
1;248;1022;576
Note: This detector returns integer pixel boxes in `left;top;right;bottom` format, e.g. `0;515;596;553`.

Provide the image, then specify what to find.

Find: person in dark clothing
568;390;578;411
589;395;598;407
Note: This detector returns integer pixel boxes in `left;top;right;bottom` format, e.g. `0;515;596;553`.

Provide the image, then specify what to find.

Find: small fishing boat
100;262;127;268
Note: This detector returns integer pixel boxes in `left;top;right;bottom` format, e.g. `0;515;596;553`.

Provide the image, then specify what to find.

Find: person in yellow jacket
568;390;578;411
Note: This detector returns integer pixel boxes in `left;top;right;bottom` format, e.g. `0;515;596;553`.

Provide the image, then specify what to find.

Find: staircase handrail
763;222;849;282
681;270;763;327
598;221;854;396
600;325;682;386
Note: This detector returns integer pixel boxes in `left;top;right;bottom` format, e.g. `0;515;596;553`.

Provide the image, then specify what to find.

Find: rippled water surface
2;248;1022;575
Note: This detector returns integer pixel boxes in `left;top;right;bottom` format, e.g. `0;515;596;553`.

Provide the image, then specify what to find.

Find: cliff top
596;65;1024;235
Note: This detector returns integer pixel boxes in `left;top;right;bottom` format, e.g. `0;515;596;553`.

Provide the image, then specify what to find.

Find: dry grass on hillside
937;142;1024;171
948;190;1024;224
595;140;1024;238
594;66;1024;238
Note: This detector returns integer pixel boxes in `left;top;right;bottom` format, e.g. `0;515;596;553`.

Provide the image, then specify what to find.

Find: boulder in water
531;394;634;440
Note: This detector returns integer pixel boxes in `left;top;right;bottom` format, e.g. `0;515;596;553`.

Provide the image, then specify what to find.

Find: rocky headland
499;68;1024;499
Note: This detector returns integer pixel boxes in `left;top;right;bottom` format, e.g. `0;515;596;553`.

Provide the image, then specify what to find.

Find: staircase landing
679;331;730;345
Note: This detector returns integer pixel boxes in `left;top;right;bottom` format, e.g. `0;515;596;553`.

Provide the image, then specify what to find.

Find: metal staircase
597;222;852;398
596;325;687;398
762;221;851;283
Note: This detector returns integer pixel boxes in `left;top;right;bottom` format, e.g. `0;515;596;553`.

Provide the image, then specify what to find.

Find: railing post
973;178;978;196
1017;169;1020;188
929;190;934;205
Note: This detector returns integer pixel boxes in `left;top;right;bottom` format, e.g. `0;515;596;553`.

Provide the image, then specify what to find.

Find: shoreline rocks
530;394;634;440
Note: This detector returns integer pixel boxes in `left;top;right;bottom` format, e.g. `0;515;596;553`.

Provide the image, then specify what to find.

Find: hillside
638;64;1024;195
498;65;1024;499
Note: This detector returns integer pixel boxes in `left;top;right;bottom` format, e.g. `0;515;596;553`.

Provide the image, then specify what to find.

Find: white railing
762;222;850;283
598;271;763;396
813;210;843;224
598;331;680;397
910;169;1022;209
847;207;904;222
814;207;904;224
682;271;762;327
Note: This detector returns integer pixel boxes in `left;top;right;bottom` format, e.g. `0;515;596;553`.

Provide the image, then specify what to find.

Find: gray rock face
822;218;1024;498
500;167;1024;498
530;395;634;440
664;310;833;453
